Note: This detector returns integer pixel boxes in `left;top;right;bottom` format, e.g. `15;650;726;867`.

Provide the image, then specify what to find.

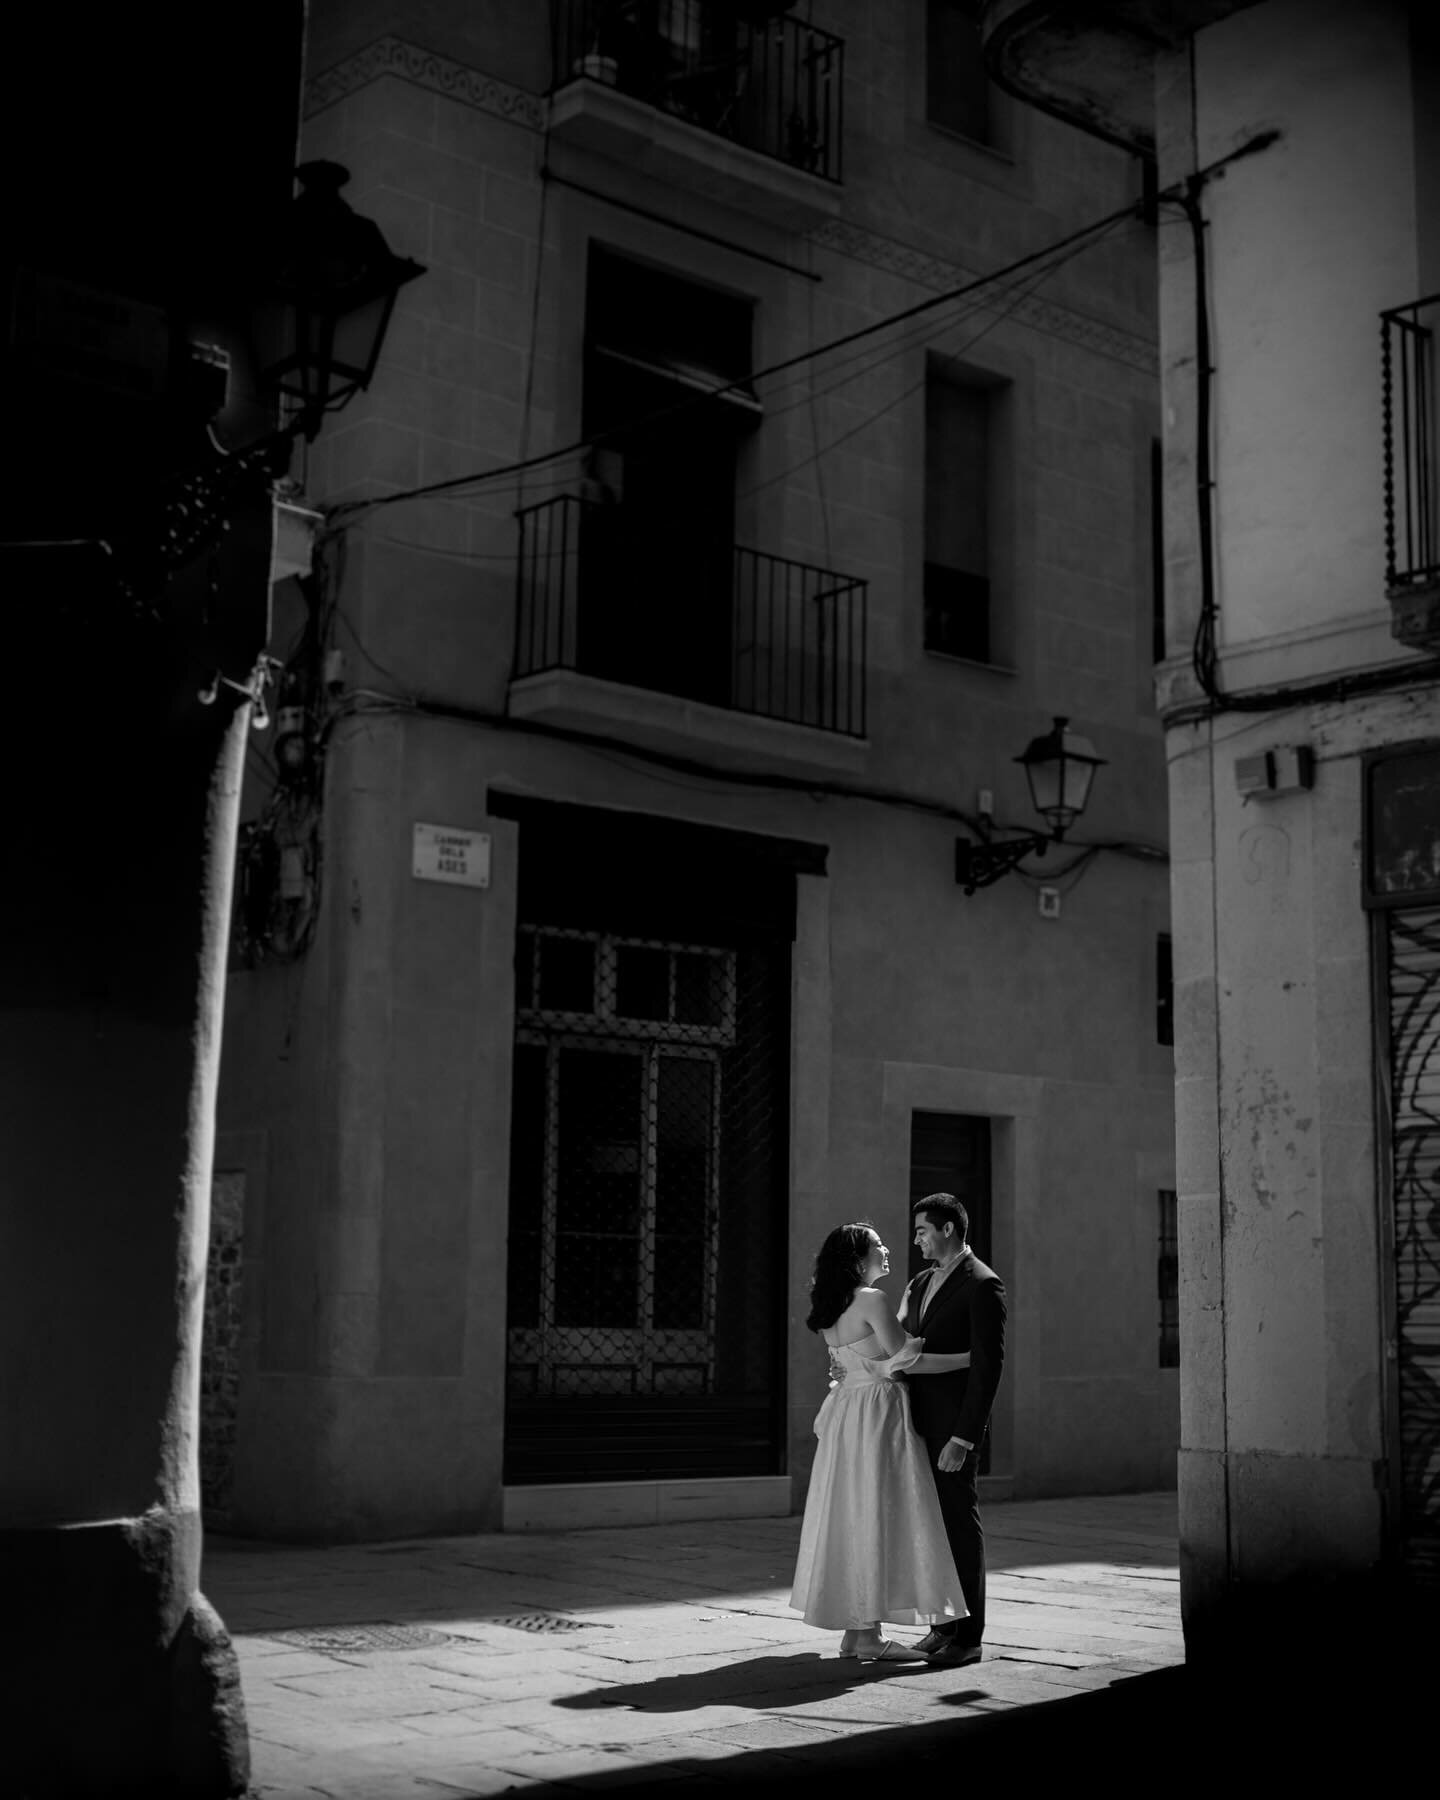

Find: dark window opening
925;368;994;663
616;943;670;1022
1157;932;1174;1047
539;935;596;1014
1137;154;1160;229
578;246;756;707
927;0;998;147
1151;437;1166;663
1158;1188;1179;1368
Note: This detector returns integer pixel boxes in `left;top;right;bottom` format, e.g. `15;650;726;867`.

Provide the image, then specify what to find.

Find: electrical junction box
1235;744;1316;799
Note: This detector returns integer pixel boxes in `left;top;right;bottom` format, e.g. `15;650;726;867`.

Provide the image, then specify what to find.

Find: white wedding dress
790;1334;967;1629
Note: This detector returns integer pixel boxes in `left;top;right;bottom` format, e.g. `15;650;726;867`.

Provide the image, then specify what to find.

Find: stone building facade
215;0;1174;1539
980;0;1440;1647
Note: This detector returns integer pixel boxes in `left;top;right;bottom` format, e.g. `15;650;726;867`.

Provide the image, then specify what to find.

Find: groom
900;1193;1007;1666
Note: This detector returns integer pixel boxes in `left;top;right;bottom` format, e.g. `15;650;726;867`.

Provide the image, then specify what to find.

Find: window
509;928;738;1402
1150;437;1166;663
517;928;737;1043
1363;741;1440;908
1158;1189;1179;1368
926;0;999;147
579;247;758;704
925;366;996;663
1156;933;1174;1046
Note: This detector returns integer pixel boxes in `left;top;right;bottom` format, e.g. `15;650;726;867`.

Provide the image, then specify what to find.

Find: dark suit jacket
900;1252;1007;1449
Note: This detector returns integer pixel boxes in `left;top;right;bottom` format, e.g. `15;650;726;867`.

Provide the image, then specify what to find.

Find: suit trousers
919;1428;985;1646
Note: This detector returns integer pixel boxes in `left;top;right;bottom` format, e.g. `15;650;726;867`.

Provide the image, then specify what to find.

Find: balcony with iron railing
547;1;844;228
1382;294;1440;651
509;494;868;764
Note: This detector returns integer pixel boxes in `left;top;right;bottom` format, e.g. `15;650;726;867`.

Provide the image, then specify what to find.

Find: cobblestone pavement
207;1492;1184;1798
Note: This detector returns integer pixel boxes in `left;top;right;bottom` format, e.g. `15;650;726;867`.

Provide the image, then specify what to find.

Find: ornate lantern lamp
254;161;425;440
955;717;1107;894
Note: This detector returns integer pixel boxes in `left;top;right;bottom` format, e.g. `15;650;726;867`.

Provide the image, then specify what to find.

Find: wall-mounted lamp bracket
954;831;1050;895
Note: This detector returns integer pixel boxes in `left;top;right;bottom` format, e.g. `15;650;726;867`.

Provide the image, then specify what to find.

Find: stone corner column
1;485;274;1795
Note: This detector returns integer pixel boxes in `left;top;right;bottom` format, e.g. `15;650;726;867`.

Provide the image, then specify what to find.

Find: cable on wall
314;676;1169;872
325;200;1146;523
1170;144;1440;716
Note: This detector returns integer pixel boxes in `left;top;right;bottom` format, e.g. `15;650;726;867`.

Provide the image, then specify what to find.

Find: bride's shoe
856;1639;926;1664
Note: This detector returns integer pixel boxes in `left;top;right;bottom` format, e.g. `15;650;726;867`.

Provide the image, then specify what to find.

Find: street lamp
954;717;1107;894
253;160;426;440
108;163;426;613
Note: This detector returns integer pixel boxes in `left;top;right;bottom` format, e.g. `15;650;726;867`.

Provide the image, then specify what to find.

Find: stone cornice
304;35;545;131
807;219;1157;375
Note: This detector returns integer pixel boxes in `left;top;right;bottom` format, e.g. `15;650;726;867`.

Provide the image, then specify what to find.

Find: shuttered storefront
1383;905;1440;1586
1368;742;1440;1587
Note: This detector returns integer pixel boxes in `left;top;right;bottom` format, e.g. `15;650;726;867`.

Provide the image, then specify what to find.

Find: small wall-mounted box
1235;744;1316;799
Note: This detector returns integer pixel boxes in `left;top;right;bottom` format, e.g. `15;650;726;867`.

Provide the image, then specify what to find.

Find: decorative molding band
806;219;1157;375
304;39;1154;375
304;35;545;131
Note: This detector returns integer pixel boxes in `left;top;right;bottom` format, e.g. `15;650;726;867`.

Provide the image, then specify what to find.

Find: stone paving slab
207;1491;1184;1798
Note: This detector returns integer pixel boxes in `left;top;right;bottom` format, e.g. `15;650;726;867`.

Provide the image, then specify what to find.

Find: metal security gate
1383;904;1440;1586
504;922;790;1482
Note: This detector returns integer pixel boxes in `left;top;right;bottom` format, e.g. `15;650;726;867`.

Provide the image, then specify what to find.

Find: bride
790;1222;970;1662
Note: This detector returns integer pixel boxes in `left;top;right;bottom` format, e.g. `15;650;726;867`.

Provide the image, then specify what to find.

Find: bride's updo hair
805;1222;877;1332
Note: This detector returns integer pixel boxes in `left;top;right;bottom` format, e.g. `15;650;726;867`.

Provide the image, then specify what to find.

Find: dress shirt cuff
947;1436;974;1450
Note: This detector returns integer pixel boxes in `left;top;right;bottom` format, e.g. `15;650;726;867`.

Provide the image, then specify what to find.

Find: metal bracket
954;831;1050;895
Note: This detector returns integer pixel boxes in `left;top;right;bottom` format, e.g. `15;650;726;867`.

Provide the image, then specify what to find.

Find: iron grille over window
505;919;791;1482
1383;904;1440;1586
1364;741;1440;909
1382;293;1440;590
1158;1188;1179;1369
551;0;844;182
509;927;736;1402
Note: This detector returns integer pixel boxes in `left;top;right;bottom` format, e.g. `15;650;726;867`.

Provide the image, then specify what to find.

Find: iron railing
1383;294;1440;589
551;0;844;183
515;493;868;737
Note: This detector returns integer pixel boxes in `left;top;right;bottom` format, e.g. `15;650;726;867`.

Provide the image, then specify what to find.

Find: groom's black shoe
913;1629;953;1657
928;1641;983;1668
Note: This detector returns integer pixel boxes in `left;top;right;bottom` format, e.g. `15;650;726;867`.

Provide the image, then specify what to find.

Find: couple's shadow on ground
554;1651;981;1714
538;1658;1206;1795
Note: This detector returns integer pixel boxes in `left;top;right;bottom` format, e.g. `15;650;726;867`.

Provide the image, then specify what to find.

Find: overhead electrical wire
328;250;1052;546
733;216;1129;512
319;679;1167;868
329;213;1130;564
325;199;1145;523
300;209;1165;877
248;167;1196;945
